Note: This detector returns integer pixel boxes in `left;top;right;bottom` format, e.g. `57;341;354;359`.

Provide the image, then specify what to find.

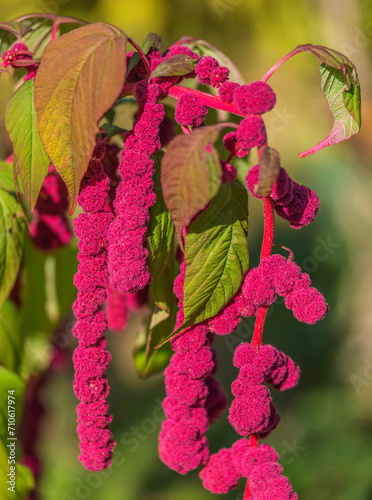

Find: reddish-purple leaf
34;22;127;213
256;146;281;197
161;124;236;249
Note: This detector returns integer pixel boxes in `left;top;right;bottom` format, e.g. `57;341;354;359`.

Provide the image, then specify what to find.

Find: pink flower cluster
223;115;267;159
219;80;276;158
234;81;276;115
127;44;199;95
242;254;329;324
30;165;72;251
195;56;230;88
72;144;116;471
159;262;228;474
228;342;299;437
1;42;37;80
108;82;165;293
199;343;299;497
246;164;320;229
208;251;328;340
175;93;208;128
201;440;297;498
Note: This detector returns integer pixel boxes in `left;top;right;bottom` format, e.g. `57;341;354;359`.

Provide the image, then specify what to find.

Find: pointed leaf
0;162;26;310
34;22;127;213
183;179;249;326
150;54;197;79
161;124;235;249
256;146;281;197
148;153;175;311
5;80;51;211
299;64;361;157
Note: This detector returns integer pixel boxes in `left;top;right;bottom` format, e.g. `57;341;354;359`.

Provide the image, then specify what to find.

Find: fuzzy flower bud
234;81;276;115
175;93;208;128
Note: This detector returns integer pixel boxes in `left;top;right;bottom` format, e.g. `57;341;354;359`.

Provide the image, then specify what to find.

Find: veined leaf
265;44;361;156
150;54;197;79
148;153;175;311
5;79;51;211
0;162;26;310
183;179;249;325
157;179;249;347
34;22;127;213
299;63;361;157
161;124;235;250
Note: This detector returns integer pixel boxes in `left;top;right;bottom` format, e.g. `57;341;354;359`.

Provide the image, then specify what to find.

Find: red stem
167;85;244;116
261;46;307;83
260;197;275;260
127;36;151;75
119;82;245;118
243;196;275;499
51;22;58;41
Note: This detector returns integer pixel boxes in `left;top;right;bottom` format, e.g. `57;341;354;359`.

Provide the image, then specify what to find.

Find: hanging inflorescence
4;27;360;499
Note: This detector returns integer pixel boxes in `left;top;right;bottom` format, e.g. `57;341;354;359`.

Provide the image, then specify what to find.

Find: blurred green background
1;0;372;499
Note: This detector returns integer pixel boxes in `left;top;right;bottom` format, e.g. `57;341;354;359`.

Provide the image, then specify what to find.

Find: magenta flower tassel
72;144;115;471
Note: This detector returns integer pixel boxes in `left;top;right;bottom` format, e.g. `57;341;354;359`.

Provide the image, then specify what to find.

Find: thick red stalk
243;197;275;499
167;84;244;116
119;82;244;117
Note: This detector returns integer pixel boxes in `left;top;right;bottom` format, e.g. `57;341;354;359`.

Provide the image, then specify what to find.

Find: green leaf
299;63;361;157
183;179;249;326
34;22;127;213
161;124;234;250
150;54;197;79
16;15;86;60
290;44;357;88
267;44;361;157
256;146;281;197
0;442;34;500
0;163;26;310
0;301;23;374
148;153;175;312
0;365;25;438
134;305;175;378
5;80;51;211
